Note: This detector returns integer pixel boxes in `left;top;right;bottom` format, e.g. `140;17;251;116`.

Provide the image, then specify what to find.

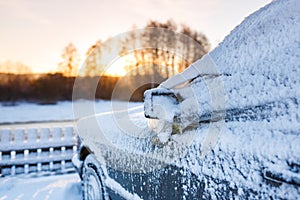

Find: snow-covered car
72;0;300;199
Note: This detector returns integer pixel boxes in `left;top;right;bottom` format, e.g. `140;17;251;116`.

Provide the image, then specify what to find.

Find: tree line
0;73;120;104
0;20;210;104
82;19;210;77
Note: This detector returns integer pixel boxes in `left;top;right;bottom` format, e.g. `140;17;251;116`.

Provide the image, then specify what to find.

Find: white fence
0;124;77;177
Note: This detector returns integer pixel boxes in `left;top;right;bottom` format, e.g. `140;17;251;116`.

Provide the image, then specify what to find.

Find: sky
0;0;271;73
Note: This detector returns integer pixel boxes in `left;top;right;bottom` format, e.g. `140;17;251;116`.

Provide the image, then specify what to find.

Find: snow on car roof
209;0;299;109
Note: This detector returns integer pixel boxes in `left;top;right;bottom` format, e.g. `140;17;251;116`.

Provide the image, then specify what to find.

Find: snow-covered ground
0;173;82;200
0;100;142;124
0;100;142;200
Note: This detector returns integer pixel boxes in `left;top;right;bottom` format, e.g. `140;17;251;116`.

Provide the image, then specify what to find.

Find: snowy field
0;173;82;200
0;100;141;200
0;100;142;124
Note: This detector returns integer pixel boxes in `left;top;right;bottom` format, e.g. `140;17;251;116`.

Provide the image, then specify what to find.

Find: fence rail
0;123;77;177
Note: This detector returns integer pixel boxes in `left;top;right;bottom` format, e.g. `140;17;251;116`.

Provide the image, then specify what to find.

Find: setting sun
104;57;127;76
104;55;132;76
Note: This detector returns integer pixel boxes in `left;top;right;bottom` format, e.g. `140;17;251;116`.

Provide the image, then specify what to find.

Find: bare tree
84;40;103;77
58;43;80;77
143;19;210;76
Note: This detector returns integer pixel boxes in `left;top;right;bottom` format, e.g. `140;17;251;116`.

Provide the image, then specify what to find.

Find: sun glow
105;54;135;76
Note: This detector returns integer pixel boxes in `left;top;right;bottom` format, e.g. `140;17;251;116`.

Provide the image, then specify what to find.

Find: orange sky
0;0;271;73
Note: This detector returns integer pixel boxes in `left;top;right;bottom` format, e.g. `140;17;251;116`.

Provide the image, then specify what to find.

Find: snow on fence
0;125;77;177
